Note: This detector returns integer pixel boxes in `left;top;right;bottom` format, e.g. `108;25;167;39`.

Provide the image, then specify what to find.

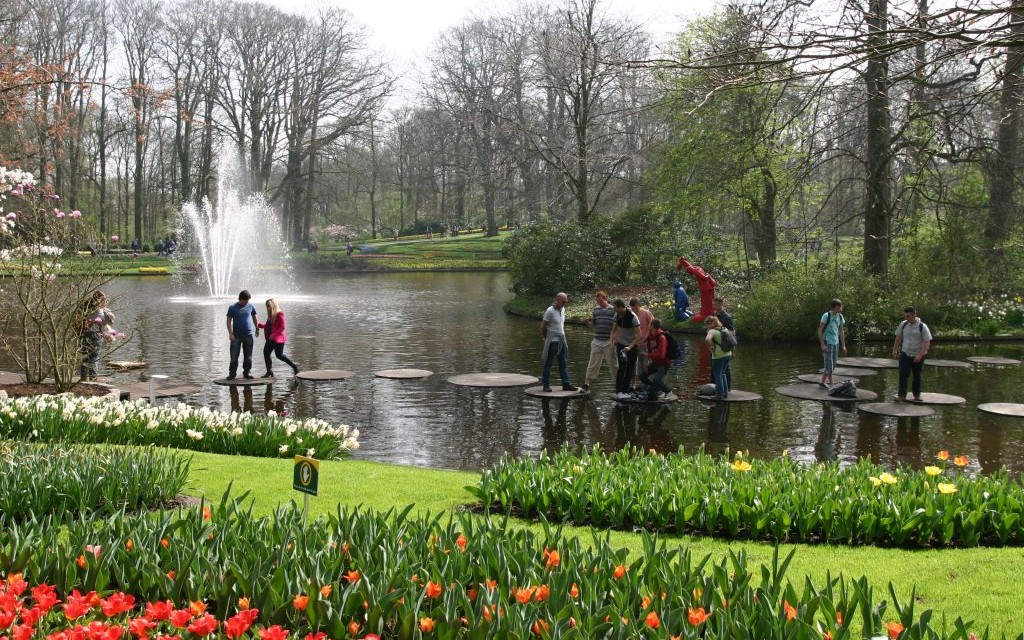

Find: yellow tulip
730;460;752;472
924;466;942;476
938;483;958;494
879;472;897;485
869;476;882;487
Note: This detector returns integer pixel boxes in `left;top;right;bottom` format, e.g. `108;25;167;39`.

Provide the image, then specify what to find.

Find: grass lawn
303;233;507;270
186;451;1024;635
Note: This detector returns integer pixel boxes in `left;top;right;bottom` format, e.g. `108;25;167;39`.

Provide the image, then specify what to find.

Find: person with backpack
639;319;673;400
704;315;733;400
713;297;735;390
891;306;932;401
817;298;848;388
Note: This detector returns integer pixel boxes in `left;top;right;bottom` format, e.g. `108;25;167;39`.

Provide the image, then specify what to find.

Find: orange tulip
125;539;134;552
167;571;176;580
238;597;250;611
533;585;550;603
784;600;797;621
190;600;208;616
160;538;170;548
936;450;950;461
885;621;904;638
543;548;560;569
343;570;360;584
485;579;498;590
418;617;435;633
569;583;579;599
467;586;478;602
515;588;534;604
319;585;332;598
347;621;360;636
531;619;549;636
202;505;212;521
425;581;442;599
645;611;660;629
612;564;627;579
293;595;308;611
954;455;969;468
687;607;710;626
837;611;843;626
455;533;467;551
75;555;86;569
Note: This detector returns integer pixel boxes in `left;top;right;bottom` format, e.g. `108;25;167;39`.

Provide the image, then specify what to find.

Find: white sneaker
614;392;631;400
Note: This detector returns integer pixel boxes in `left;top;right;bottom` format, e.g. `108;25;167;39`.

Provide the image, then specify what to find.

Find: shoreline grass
185;451;1024;635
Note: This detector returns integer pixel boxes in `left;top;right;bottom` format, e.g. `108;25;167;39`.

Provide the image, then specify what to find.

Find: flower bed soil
0;382;113;397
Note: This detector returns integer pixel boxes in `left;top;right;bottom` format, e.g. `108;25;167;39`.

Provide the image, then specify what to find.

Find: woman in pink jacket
258;298;300;377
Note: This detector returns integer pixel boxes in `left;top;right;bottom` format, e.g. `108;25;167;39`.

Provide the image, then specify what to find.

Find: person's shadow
706;402;731;456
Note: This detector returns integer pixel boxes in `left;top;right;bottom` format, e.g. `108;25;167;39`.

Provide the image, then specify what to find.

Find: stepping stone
798;374;859;384
837;357;899;369
775;383;877;402
859;402;935;417
926;359;971;368
213;377;273;386
447;373;538;387
525;385;589;399
822;366;878;377
695;389;762;403
966;356;1022;366
616;392;679;404
108;361;147;370
373;368;434;379
978;403;1024;417
121;382;203;399
902;392;966;405
296;369;356;381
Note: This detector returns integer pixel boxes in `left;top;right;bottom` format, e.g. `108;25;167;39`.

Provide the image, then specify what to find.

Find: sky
263;0;717;79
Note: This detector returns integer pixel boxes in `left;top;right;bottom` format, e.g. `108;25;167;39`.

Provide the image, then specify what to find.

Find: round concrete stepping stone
926;359;971;368
822;366;878;377
837;357;899;369
616;392;679;404
108;361;147;370
525;385;589;399
903;392;966;405
296;369;356;381
373;368;434;379
695;389;762;402
966;356;1022;366
213;377;273;386
798;374;859;384
978;403;1024;417
447;373;538;387
859;402;935;417
775;383;877;402
121;382;203;399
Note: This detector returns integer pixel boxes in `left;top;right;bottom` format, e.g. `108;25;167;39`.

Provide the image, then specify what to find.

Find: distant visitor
817;298;847;388
539;292;580;393
892;306;932;401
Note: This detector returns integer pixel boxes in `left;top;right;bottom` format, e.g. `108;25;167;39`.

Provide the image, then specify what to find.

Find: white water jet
181;159;289;297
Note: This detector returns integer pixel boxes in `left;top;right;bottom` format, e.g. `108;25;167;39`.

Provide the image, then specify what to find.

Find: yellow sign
293;455;320;496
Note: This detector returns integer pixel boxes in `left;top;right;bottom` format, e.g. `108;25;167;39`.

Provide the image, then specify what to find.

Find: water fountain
180;158;289;297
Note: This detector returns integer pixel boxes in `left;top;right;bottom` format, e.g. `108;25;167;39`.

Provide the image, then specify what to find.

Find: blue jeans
80;331;101;380
822;343;838;374
898;352;925;397
639;363;670;398
541;338;570;388
229;334;254;377
711;356;731;398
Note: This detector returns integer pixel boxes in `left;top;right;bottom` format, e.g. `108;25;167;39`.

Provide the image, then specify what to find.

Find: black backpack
664;332;682;360
717;328;737;352
828;380;858;398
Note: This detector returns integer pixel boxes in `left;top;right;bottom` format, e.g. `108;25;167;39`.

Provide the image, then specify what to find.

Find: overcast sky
263;0;717;76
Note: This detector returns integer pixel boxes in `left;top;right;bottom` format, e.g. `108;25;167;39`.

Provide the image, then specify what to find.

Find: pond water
40;272;1024;473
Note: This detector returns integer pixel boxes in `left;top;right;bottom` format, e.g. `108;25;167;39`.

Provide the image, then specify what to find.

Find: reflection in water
14;271;1022;474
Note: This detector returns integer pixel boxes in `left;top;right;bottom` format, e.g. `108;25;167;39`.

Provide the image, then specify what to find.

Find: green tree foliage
652;7;804;267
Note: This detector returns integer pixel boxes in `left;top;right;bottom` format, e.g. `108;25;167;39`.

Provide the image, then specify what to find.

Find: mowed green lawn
186;451;1024;636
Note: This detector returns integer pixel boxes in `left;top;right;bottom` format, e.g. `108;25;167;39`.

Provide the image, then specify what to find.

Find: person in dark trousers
540;292;579;392
609;298;642;400
226;290;259;380
639;319;672;400
258;298;299;378
891;306;932;401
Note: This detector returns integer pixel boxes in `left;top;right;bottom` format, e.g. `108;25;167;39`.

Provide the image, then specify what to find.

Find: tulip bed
0;396;359;459
0;442;189;522
0;495;985;639
470;446;1024;548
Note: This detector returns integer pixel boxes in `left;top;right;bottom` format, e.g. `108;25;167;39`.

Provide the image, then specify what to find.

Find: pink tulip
111;235;119;242
71;210;81;218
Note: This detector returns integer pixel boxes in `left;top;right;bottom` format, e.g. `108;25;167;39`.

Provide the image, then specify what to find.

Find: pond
33;271;1024;473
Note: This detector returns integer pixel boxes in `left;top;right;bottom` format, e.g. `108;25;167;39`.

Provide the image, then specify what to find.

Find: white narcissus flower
279;444;289;454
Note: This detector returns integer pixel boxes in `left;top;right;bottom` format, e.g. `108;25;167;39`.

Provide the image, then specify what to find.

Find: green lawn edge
186;451;1024;635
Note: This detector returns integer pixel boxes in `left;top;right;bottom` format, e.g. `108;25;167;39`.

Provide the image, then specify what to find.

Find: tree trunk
863;0;892;278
